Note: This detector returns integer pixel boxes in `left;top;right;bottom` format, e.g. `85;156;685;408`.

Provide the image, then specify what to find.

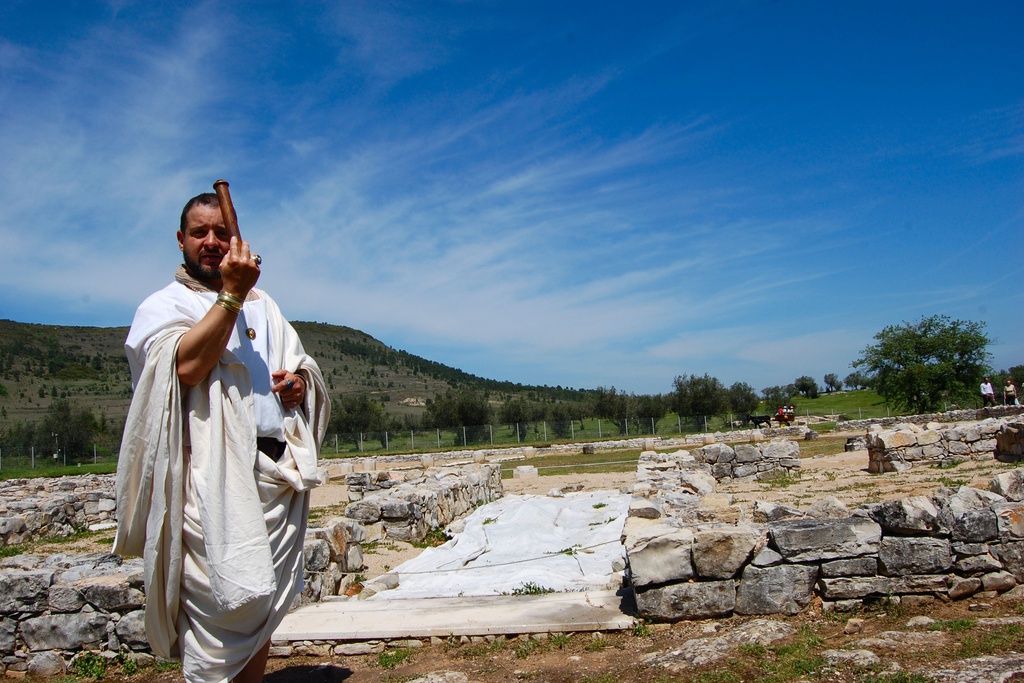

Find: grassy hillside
0;318;591;432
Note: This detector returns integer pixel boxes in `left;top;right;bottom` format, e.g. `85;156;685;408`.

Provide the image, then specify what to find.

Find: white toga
113;282;330;683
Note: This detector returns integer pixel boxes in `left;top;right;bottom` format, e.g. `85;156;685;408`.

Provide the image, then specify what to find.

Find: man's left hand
272;370;305;410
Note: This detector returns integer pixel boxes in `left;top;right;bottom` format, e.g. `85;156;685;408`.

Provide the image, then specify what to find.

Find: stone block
982;571;1017;592
303;538;331;573
956;553;1004;575
0;570;54;613
887;575;949;595
949;576;982;600
996;502;1024;540
868;496;943;535
114;610;148;648
692;525;760;579
634;580;736;621
878;537;951;576
625;525;695;587
20;613;108;651
733;444;761;464
769;518;881;563
820;557;879;578
26;652;65;677
817;576;891;600
753;501;803;523
735;564;818;615
47;585;85;613
995;541;1024;582
344;500;382;523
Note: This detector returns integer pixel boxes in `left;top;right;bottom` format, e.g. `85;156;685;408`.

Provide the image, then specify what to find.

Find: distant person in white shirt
981;377;996;407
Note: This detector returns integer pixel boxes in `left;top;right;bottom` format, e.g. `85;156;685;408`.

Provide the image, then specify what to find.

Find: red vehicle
775;405;795;426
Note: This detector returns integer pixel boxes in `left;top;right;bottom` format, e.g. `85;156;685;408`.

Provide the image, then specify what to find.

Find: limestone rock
868;496;943;535
26;651;65;677
821;649;880;668
634;580;736;621
990;468;1024;502
806;496;850;520
769;517;881;563
625;525;695;587
735;563;818;615
692;525;760;579
930;652;1024;683
878;537;951;576
20;613;109;651
753;501;803;523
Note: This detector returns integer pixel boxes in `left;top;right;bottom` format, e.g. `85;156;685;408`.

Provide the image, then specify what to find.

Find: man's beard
182;250;221;285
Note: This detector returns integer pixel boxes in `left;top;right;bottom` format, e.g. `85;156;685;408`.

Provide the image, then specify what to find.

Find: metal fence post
489;424;493;445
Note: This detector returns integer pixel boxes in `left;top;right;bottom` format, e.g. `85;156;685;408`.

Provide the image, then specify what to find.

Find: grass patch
501;449;642;479
69;652;108;680
410;527;449;549
375;648;415;669
580;675;618;683
503;582;555;596
930;619;975;633
307;503;348;526
957;624;1024;658
856;673;933;683
760;472;802;489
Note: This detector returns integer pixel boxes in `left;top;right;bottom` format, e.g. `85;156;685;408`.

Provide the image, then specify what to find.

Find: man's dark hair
180;193;220;232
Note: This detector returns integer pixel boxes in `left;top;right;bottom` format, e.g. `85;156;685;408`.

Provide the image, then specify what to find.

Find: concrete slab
273;589;637;641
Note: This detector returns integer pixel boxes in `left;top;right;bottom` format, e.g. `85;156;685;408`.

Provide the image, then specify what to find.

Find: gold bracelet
214;296;242;314
214;299;241;315
219;291;245;307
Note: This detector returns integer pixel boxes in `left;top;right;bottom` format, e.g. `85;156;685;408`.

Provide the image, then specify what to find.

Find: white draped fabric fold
114;284;328;683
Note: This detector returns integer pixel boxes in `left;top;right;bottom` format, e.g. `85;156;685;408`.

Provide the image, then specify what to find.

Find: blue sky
1;1;1021;395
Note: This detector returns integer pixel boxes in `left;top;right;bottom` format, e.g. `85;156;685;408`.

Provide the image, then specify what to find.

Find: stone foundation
0;475;117;548
867;418;1022;473
624;429;1024;622
342;464;503;543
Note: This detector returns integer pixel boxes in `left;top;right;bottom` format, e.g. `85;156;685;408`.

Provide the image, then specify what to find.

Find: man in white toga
114;192;329;683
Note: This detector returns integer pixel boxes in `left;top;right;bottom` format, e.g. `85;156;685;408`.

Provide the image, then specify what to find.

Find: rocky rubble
625;419;1024;625
0;475;117;548
342;464;503;543
868;418;1024;472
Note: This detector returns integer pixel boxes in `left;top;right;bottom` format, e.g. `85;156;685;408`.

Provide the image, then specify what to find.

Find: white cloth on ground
367;491;630;600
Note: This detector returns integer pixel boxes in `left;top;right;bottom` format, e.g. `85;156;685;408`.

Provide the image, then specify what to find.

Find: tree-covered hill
0;318;593;430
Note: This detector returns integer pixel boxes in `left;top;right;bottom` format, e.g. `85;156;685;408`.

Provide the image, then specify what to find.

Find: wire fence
0;401;893;472
321;415;732;457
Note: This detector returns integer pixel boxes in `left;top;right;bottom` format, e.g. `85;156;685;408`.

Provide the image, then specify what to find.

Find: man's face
177;204;230;286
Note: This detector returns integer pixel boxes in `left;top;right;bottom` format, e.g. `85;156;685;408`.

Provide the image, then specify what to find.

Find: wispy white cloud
0;2;1020;395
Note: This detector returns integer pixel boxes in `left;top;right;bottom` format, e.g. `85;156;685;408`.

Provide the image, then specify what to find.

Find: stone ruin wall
624;420;1024;623
867;419;1024;473
836;404;1024;433
0;463;501;675
2;413;1023;674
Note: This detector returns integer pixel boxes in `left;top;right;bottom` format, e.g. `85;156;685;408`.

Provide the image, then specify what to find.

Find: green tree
423;388;492;429
823;373;841;393
794;375;819;399
726;382;760;416
761;385;792;410
853;314;991;413
328;394;395;438
843;371;871;390
671;374;726;418
41;398;96;459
